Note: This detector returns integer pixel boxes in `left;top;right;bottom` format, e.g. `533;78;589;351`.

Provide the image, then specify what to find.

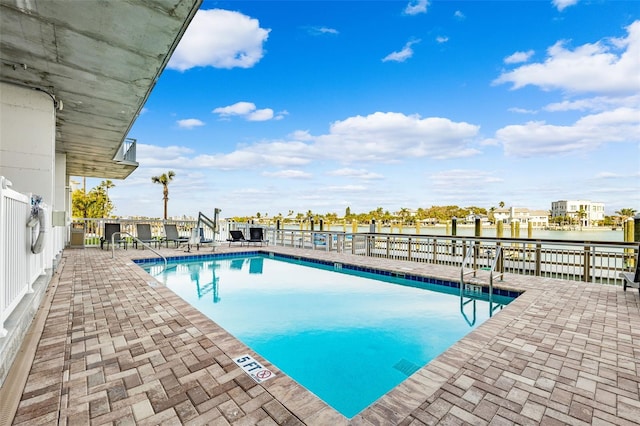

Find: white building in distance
551;200;605;226
493;207;549;227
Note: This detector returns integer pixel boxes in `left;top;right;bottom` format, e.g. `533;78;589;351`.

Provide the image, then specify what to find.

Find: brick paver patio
7;244;640;425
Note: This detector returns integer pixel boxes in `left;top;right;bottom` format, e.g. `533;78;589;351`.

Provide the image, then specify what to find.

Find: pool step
393;359;421;377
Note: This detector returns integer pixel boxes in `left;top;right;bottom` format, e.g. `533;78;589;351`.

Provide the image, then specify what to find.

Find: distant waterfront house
551;200;605;226
463;213;490;224
493;207;549;227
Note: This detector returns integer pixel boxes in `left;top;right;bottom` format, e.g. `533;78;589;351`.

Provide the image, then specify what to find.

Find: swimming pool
138;253;516;418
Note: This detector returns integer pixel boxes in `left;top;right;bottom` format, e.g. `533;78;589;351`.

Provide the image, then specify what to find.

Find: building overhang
0;0;202;179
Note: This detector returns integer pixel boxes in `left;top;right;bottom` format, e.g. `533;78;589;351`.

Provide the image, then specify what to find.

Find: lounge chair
134;223;159;249
248;227;268;246
620;248;640;295
163;224;189;248
227;230;248;246
101;223;127;249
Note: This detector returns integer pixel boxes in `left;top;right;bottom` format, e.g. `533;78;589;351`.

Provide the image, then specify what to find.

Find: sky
80;0;640;219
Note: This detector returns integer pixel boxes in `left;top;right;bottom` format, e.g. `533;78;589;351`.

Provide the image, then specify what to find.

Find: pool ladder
460;243;505;325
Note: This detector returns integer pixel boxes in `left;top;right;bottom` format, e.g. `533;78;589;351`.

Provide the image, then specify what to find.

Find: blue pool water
139;253;515;418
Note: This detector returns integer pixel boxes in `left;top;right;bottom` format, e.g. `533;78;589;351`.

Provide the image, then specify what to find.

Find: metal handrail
459;243;504;297
111;231;167;271
489;246;504;283
460;243;477;281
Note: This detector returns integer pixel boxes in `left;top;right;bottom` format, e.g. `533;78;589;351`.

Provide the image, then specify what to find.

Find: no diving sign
233;354;275;383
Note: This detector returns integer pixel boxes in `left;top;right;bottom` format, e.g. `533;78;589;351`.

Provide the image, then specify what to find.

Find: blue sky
81;0;640;218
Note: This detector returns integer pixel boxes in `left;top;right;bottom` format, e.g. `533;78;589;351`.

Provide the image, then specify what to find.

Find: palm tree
577;208;587;228
398;207;411;224
100;180;115;218
499;201;505;209
151;171;175;220
616;208;637;219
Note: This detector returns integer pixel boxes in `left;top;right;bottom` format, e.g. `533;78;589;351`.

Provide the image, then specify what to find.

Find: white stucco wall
0;83;63;388
0;82;56;206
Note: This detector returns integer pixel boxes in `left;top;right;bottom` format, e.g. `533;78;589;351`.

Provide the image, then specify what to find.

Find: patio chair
134;223;159;249
163;224;189;248
227;230;248;246
620;248;640;295
101;223;127;250
248;227;268;246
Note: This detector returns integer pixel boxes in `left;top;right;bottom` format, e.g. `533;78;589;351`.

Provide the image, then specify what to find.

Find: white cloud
308;26;339;35
595;171;627;179
214;101;256;116
544;94;640;112
213;102;285;121
193;140;314;170
508;107;537;114
167;9;270;71
327;168;384;180
383;40;421;63
325;185;368;192
429;169;503;187
177;118;205;129
494;20;640;94
454;10;465;20
436;36;449;44
504;50;535;64
315;112;480;162
404;0;429;15
262;170;312;179
552;0;579;12
248;108;274;121
496;107;640;157
135;144;196;167
289;130;314;141
427;170;504;204
140;112;481;171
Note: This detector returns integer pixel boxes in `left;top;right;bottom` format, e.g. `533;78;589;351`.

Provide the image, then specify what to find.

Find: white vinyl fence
0;177;47;336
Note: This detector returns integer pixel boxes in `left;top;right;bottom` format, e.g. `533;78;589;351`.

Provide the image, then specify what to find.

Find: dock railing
248;227;637;286
73;220;638;286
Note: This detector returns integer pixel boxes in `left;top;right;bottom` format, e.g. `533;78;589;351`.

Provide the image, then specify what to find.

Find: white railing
113;137;137;164
0;176;64;337
0;178;41;336
72;218;213;247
